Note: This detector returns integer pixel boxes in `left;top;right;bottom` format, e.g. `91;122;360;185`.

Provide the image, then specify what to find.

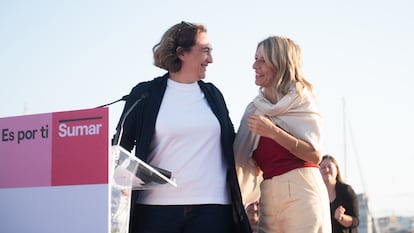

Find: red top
252;136;318;179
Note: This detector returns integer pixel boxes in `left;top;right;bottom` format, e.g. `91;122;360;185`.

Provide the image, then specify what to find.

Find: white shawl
234;86;322;206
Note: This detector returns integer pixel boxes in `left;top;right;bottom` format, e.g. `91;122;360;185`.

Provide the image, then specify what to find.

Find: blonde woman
235;36;331;233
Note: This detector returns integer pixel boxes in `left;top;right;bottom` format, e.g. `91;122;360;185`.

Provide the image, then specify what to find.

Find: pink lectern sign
0;107;110;233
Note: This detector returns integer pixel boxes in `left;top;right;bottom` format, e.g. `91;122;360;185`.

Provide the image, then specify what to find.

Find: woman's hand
246;201;259;233
335;205;346;221
247;114;277;138
247;114;321;165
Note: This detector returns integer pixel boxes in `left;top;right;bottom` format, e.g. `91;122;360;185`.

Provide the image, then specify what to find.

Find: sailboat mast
343;97;347;180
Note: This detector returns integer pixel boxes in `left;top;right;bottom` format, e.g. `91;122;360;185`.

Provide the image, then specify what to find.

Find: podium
111;145;177;233
0;107;177;233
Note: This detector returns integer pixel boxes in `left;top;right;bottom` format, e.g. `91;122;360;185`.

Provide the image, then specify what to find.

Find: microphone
112;92;173;184
112;93;147;147
96;95;129;108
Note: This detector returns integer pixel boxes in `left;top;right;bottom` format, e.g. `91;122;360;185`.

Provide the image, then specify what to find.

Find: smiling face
252;44;277;94
319;158;339;185
179;31;213;82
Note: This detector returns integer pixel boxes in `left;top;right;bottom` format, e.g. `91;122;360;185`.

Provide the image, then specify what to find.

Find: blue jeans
130;204;233;233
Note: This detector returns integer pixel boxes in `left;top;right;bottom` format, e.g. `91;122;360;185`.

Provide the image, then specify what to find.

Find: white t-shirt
136;79;231;205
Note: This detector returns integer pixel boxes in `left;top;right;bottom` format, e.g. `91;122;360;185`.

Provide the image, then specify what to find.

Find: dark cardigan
115;73;252;233
331;182;360;233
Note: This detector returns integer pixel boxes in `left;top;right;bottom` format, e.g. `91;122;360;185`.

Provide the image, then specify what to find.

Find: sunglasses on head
175;21;196;47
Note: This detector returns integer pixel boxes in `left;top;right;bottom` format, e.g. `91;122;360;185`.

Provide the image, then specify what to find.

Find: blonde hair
258;36;313;101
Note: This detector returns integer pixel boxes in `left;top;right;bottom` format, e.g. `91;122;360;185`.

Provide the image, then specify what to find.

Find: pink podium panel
0;108;110;233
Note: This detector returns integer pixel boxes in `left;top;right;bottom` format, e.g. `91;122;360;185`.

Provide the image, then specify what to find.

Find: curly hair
153;21;207;73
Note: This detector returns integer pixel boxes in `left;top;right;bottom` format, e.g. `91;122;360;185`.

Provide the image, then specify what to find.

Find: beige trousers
258;167;331;233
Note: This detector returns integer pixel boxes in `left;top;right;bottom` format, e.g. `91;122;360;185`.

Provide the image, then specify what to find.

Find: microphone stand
111;94;173;183
96;95;129;108
112;96;145;146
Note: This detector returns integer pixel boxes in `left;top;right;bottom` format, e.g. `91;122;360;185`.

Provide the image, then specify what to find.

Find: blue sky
1;0;413;217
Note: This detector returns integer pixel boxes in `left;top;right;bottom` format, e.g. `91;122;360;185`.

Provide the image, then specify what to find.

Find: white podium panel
0;108;177;233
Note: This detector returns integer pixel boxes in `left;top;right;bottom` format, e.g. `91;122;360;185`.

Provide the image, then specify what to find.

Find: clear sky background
1;0;413;218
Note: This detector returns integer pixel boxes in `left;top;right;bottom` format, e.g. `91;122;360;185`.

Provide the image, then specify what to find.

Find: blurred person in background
320;154;360;233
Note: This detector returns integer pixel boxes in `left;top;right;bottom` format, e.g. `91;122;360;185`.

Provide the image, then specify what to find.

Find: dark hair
321;154;345;184
153;21;207;72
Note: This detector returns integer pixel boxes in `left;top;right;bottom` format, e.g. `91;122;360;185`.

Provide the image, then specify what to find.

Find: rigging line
343;97;347;180
344;98;382;232
347;116;367;193
348;119;382;232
